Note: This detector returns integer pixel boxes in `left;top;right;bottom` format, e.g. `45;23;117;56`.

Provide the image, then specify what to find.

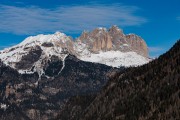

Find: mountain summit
0;26;150;75
78;25;148;57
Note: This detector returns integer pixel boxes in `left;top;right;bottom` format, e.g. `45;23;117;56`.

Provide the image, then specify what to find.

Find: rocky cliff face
78;25;148;57
79;28;112;52
125;34;148;57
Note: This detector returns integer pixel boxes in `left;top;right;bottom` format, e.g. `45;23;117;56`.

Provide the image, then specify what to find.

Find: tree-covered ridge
57;40;180;120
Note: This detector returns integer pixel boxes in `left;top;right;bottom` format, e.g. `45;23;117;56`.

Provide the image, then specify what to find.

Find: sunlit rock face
78;25;149;58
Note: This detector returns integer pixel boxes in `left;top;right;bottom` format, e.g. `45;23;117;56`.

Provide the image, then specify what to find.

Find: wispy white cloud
0;4;147;35
149;46;164;53
177;16;180;20
148;46;165;58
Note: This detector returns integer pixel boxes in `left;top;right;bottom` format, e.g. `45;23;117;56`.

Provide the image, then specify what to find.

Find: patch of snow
79;51;149;67
0;31;71;78
18;31;69;47
0;103;8;110
112;25;122;32
74;39;91;57
34;80;39;87
98;27;107;31
18;70;34;74
122;44;129;47
127;33;135;36
58;53;68;75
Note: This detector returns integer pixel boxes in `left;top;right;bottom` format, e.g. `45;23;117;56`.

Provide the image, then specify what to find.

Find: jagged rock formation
79;28;113;52
78;25;148;57
0;26;150;76
56;40;180;120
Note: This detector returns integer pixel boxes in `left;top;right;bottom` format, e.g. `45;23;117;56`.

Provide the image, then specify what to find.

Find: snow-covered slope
0;29;150;77
80;51;149;67
74;38;149;67
0;32;72;77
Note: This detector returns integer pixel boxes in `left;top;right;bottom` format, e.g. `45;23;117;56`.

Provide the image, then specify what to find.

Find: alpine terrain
0;25;150;76
57;40;180;120
0;26;151;119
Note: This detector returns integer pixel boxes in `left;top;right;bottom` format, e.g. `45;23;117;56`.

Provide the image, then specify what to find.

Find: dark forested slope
59;40;180;120
80;40;180;120
0;54;118;120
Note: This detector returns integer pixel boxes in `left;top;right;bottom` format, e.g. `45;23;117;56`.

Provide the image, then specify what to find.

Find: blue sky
0;0;180;57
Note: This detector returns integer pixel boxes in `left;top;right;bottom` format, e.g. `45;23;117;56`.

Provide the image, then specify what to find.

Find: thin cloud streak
148;46;165;58
177;16;180;20
149;46;164;52
0;4;147;35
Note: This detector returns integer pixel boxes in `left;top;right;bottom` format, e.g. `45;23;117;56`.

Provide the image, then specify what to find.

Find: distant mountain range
0;25;149;77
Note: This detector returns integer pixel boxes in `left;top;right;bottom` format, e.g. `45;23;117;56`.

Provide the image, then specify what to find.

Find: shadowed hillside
57;40;180;120
0;54;119;120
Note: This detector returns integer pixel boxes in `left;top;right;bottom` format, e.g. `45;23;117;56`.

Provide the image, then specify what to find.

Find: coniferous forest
57;40;180;120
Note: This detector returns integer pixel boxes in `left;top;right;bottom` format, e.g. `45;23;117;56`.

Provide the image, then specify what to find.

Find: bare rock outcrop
79;28;113;53
125;34;148;57
78;25;149;57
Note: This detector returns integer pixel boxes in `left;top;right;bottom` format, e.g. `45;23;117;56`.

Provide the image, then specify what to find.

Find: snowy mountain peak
109;25;123;32
0;26;150;77
97;27;107;31
18;31;71;47
0;32;74;77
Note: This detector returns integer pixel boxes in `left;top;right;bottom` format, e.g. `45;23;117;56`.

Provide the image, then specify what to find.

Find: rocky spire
77;25;149;57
